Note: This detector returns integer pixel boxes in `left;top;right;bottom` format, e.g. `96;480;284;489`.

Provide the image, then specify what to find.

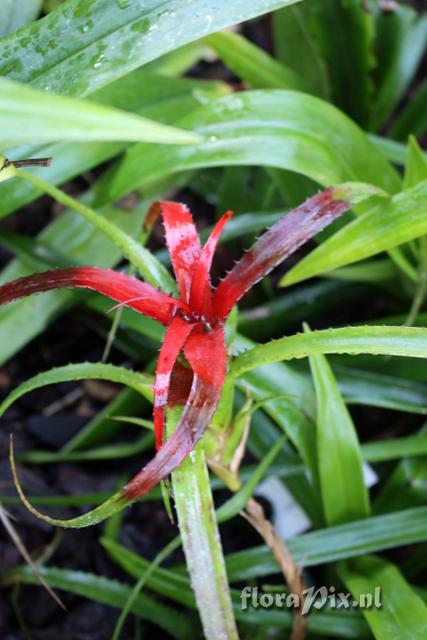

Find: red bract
0;189;355;501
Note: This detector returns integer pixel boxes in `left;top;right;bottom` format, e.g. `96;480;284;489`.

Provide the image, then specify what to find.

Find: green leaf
404;136;427;189
3;566;192;639
309;341;370;525
95;90;400;205
339;555;427;639
368;133;426;166
287;0;375;126
0;0;42;37
335;365;427;416
225;505;427;579
390;77;427;141
0;0;302;98
322;259;396;284
232;326;427;377
0;362;153;417
371;9;427;131
205;31;308;91
110;536;183;640
282;178;427;286
362;434;427;463
373;423;427;515
0;76;201;148
272;3;328;97
18;432;153;464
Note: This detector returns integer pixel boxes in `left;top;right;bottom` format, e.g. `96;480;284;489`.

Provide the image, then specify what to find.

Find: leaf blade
309;341;369;525
232;326;427;377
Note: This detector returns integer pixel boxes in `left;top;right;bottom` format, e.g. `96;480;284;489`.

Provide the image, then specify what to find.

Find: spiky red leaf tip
213;188;354;319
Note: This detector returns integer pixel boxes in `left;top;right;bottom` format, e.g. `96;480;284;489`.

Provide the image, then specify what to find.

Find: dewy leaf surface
0;0;302;97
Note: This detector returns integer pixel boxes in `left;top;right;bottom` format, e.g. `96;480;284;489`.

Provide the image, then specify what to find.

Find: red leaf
153;316;195;451
123;324;226;499
190;210;233;319
123;372;221;500
184;324;227;392
213;188;352;319
159;201;202;304
0;267;180;325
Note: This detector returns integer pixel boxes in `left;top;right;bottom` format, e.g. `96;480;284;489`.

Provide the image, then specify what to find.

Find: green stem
171;418;239;640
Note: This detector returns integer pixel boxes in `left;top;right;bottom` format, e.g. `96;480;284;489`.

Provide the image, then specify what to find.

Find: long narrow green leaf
3;567;192;639
368;133;427;167
0;362;153;427
335;365;427;415
390;77;427;141
272;3;329;97
404;136;427;189
362;435;427;463
205;31;307;91
239;280;369;340
0;0;302;97
288;0;375;126
309;345;369;525
232;326;427;377
0;363;157;529
282;178;427;286
18;433;153;464
339;555;427;639
371;9;427;131
0;76;200;147
373;422;427;515
225;506;427;579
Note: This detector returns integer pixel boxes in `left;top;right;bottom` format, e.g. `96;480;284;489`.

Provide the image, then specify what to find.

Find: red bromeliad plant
0;184;377;507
